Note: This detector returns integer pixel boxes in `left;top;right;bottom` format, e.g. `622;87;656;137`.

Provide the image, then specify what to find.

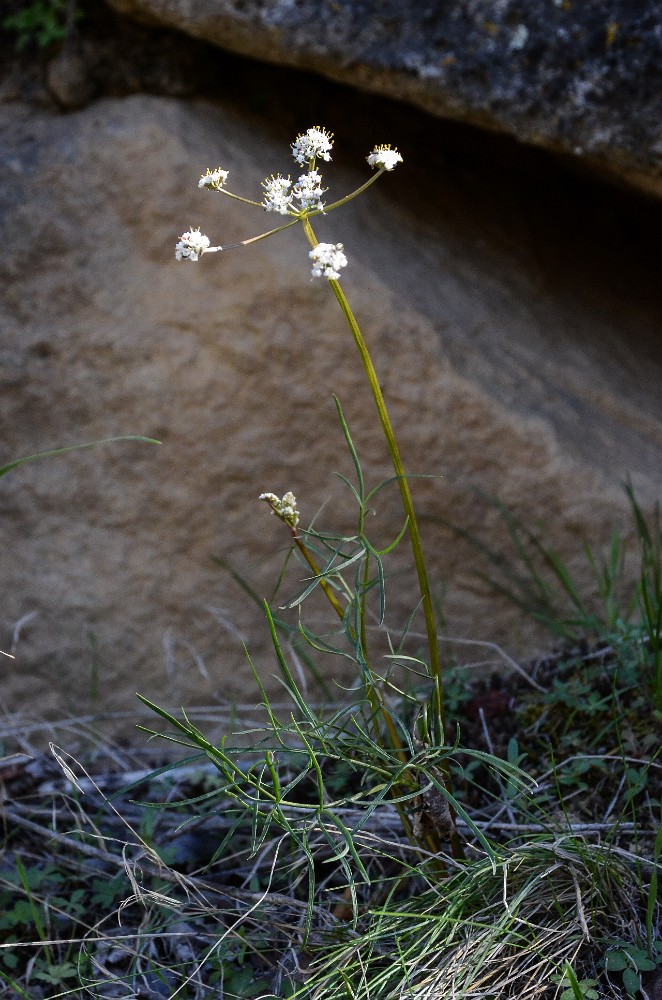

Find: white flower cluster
309;242;348;281
291;126;334;166
262;168;327;215
367;145;403;171
259;491;300;528
262;174;293;214
292;169;326;212
198;167;229;190
175;227;210;261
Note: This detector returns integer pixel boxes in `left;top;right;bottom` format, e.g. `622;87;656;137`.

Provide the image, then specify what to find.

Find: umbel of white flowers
175;127;403;280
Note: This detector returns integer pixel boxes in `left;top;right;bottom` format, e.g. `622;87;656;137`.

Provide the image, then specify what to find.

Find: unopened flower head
367;145;403;171
262;174;294;215
292;127;334;166
309;242;347;281
292;169;327;212
259;491;300;528
175;227;210;261
198;167;229;190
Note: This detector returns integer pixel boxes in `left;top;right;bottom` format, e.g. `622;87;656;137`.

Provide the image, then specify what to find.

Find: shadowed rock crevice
103;0;662;198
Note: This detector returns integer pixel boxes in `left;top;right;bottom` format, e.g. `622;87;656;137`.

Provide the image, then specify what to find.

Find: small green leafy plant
0;855;125;992
603;940;662;996
551;963;599;1000
2;0;82;50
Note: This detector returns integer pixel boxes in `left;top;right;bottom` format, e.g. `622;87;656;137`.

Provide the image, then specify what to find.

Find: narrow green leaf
333;394;364;502
0;436;160;477
0;968;32;999
562;962;588;1000
264;602;318;726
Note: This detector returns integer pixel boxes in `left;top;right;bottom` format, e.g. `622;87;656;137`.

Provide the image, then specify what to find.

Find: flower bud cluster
309;243;348;281
259;491;300;529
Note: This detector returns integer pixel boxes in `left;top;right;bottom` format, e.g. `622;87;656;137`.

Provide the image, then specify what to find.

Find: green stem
301;217;446;739
220;217;299;251
291;530;346;622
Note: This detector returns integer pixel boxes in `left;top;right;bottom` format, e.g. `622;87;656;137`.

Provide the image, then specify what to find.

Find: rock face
1;89;662;735
104;0;662;199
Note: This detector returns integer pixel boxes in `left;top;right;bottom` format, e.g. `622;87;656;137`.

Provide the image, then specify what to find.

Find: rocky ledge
105;0;662;199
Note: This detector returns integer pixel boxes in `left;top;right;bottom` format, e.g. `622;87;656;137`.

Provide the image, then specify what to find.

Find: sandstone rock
104;0;662;199
46;44;96;109
1;93;661;737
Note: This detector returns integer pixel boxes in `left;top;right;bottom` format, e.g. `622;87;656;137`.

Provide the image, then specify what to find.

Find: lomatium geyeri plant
140;128;528;895
176;128;445;733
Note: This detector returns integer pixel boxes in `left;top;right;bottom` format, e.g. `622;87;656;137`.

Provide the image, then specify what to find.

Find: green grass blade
0;969;32;999
264;602;319;726
562;961;588;1000
108;752;207;800
0;436;160;477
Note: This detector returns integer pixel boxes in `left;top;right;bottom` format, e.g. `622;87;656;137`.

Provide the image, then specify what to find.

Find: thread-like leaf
0;435;159;477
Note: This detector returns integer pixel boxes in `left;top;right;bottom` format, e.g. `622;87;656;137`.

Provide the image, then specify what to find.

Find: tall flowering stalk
176;128;454;848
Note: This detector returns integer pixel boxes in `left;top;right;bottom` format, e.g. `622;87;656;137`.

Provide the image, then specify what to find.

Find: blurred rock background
1;0;661;734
